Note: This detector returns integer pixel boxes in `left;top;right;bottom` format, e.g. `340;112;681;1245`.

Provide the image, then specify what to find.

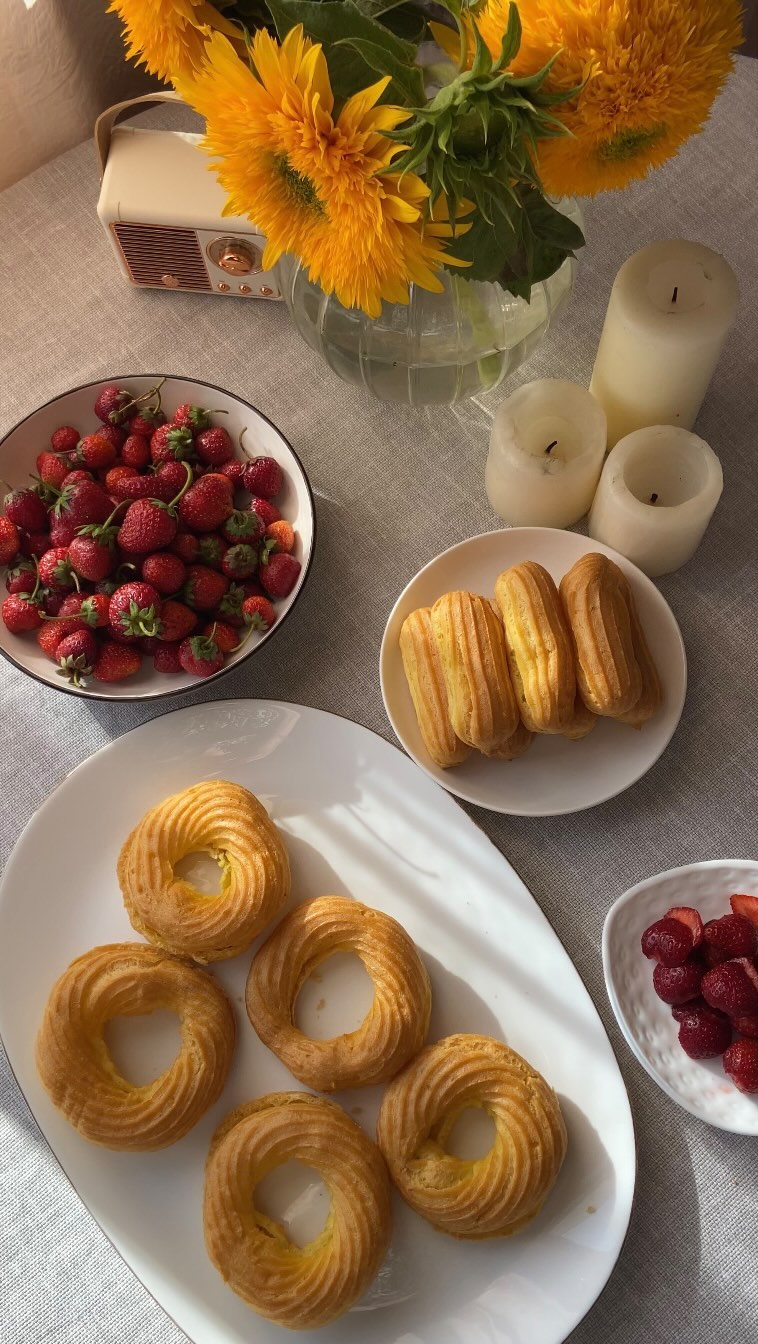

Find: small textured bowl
0;374;315;700
603;859;758;1133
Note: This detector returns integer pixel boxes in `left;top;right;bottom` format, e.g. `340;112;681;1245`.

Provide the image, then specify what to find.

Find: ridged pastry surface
561;692;597;741
246;896;431;1091
430;591;519;754
376;1034;567;1239
615;593;663;727
495;563;576;733
559;554;642;717
488;718;534;759
399;607;470;768
118;780;290;962
204;1092;391;1329
35;942;235;1150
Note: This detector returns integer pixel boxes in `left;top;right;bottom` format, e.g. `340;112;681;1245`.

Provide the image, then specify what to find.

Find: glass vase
277;199;583;407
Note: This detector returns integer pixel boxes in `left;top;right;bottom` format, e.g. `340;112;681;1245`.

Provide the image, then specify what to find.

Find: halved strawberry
665;905;704;949
730;894;758;929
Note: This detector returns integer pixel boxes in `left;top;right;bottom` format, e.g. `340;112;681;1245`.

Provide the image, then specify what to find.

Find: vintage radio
95;93;281;300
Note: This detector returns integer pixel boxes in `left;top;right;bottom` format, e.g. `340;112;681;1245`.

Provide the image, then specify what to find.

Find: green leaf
495;2;521;72
350;0;413;16
335;36;426;104
470;23;492;79
264;0;421;102
382;125;433;178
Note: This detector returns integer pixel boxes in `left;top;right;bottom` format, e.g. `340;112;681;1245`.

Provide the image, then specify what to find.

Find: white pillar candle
485;379;607;529
590;241;738;447
588;426;723;577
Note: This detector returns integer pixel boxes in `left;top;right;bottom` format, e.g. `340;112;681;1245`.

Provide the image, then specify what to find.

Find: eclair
430;591;519;755
494;562;576;733
399;607;471;768
559;553;642;717
615;591;663;728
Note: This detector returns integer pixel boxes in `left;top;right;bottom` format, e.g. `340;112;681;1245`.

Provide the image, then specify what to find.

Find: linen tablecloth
2;55;757;1344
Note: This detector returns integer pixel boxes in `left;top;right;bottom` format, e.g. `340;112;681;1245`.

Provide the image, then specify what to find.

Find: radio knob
208;237;260;275
161;273;180;288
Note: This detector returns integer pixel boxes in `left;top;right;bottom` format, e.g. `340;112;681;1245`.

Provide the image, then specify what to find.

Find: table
1;55;757;1344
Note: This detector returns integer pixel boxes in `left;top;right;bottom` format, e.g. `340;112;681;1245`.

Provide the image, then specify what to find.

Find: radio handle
95;91;187;176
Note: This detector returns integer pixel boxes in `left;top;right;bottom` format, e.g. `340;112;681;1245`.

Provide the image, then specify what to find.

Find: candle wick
650;492;658;504
545;440;558;455
671;287;678;304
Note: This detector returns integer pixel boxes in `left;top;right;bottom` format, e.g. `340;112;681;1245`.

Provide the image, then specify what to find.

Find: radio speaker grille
112;222;212;291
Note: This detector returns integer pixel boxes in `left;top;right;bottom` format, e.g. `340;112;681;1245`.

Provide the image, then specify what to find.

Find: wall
0;0;157;191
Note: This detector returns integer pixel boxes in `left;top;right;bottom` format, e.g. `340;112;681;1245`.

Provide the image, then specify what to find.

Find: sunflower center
597;125;665;163
273;154;325;215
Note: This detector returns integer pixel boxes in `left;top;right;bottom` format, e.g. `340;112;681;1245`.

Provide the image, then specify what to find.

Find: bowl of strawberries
0;375;315;698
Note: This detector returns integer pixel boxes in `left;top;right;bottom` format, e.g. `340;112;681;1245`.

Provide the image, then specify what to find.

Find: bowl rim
0;373;316;702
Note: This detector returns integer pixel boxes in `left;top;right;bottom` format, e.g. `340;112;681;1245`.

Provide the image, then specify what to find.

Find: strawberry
2;593;42;632
116;464;192;554
36;452;70;490
201;620;238;653
112;472;176;504
178;630;224;677
223;508;263;545
93;641;142;682
19;528;51;558
42;591;66;616
151;423;194;464
94;384;130;424
172;403;216;431
54;479;112;528
75;433;116;470
640;918;693;966
195;425;234;466
701;961;758;1016
214;582;247;626
141;551;186;595
259;550;301;600
182;564;229;612
671;997;709;1022
732;1013;758;1039
218;459;245;487
121;433;151;469
242;593;276;631
68;536;115;583
47;516;75;549
56;629;97;687
38;546;77;593
677;1006;732;1059
703;914;755;960
197;535;227;570
664;906;704;948
178;474;234;533
730;894;758;928
222;543;257;580
652;961;703;1005
57;591;110;627
170;531;199;564
243;456;283;498
94;423;126;454
248;496;280;527
61;470;94;487
105;465;137;494
154;641;182;673
50;426;80;453
109;581;162;639
126;407;165;437
156;458;194;493
4;487;47;533
37;622;66;660
723;1039;758;1093
0;516;20;565
5;560;35;594
157;599;197;642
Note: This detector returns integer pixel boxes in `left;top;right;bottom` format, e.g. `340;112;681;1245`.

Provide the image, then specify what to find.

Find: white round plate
380;527;686;815
603;859;758;1134
0;374;315;700
0;700;635;1344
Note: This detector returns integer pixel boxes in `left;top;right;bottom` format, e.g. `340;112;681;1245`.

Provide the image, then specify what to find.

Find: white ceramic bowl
380;527;687;816
603;859;758;1133
0;375;315;700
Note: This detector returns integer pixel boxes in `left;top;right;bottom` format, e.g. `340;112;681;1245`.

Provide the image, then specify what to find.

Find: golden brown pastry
489;718;535;759
376;1034;567;1239
430;591;519;755
118;780;290;963
561;693;597;741
494;562;576;733
35;943;235;1150
399;607;471;768
204;1093;392;1329
246;896;431;1091
559;553;642;717
615;592;663;728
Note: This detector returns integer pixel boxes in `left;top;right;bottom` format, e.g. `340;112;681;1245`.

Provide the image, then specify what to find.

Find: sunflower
435;0;742;195
174;27;469;316
108;0;241;84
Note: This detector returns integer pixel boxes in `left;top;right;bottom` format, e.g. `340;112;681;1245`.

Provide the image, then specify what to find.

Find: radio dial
208;237;260;275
